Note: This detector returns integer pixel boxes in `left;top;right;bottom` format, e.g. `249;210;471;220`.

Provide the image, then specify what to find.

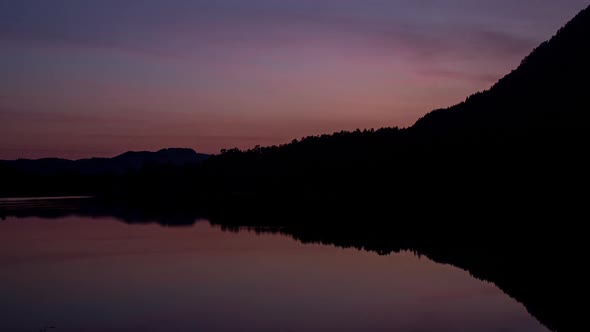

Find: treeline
2;4;590;219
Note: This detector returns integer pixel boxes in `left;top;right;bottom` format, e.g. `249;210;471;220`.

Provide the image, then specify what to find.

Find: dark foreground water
0;209;549;332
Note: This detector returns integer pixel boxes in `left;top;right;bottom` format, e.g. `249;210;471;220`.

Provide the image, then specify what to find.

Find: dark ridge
1;148;208;176
413;4;590;132
0;148;208;197
172;4;590;221
3;6;590;202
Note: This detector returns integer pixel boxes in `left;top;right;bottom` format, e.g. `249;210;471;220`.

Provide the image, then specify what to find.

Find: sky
1;0;588;159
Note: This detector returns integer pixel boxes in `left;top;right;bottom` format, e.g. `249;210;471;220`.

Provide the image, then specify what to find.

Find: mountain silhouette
2;5;590;207
413;4;590;133
0;148;208;176
0;148;208;197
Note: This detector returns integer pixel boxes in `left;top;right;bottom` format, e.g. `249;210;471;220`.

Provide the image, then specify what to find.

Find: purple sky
1;0;588;159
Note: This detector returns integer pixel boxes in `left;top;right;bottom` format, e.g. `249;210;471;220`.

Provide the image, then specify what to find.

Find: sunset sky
1;0;587;159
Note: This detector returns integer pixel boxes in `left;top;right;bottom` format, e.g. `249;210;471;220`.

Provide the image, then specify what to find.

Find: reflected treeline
217;224;579;332
214;212;581;332
1;198;582;332
206;196;583;332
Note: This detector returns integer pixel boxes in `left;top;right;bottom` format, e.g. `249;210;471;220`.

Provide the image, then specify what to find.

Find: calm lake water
0;212;549;332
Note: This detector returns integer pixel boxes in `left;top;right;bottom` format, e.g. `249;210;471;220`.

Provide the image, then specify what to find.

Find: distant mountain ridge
0;148;208;176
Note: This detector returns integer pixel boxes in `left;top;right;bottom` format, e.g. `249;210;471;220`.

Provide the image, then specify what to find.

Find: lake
0;200;549;332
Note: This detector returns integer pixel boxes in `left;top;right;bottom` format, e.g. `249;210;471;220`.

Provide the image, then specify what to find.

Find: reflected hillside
1;197;581;332
224;224;579;332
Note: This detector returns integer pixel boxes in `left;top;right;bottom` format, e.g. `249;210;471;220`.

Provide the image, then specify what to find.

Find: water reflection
0;209;549;332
